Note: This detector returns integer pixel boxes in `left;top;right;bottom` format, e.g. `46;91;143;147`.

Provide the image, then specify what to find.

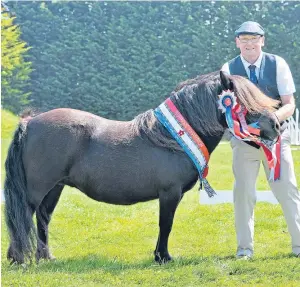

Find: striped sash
154;98;216;197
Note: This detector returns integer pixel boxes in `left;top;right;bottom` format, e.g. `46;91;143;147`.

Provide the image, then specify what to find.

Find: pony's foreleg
35;184;64;262
154;188;182;264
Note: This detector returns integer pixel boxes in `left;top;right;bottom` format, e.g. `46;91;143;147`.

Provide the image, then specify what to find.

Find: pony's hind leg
154;187;182;264
35;184;64;262
7;182;62;264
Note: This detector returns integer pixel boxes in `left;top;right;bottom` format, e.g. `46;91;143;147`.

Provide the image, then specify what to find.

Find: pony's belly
67;140;193;205
79;185;159;205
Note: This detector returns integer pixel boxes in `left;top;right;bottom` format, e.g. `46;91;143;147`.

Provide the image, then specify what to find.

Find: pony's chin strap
218;90;281;181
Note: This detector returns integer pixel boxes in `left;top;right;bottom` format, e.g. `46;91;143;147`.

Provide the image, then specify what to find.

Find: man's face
235;34;265;58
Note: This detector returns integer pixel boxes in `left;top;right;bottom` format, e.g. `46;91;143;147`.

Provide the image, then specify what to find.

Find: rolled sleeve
275;56;296;96
221;62;230;75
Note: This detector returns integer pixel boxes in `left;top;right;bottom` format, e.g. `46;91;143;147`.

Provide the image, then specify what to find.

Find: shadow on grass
3;255;222;274
3;252;296;274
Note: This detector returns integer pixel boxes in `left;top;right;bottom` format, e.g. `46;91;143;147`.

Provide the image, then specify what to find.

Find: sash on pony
218;90;281;181
154;98;216;197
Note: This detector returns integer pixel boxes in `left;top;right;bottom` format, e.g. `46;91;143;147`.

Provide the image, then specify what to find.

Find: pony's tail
4;117;36;264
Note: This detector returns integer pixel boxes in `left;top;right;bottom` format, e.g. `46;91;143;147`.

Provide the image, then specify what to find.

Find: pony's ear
220;70;234;91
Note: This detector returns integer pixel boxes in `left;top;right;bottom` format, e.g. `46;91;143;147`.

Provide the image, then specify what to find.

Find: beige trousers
230;129;300;255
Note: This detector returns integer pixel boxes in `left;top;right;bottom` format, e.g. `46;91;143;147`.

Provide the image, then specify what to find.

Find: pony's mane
132;71;279;151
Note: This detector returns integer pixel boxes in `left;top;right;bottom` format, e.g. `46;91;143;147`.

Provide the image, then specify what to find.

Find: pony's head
172;70;280;140
219;71;280;141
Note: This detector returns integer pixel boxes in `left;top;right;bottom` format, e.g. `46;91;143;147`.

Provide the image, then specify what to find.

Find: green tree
1;7;32;113
8;1;300;118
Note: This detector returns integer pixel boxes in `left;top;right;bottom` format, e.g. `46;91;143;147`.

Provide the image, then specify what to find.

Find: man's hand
274;94;296;122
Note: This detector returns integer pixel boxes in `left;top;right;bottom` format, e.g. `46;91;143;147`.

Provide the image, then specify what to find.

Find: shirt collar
240;52;263;69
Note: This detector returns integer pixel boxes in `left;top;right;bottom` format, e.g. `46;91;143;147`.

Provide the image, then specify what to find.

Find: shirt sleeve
275;56;296;96
221;62;231;75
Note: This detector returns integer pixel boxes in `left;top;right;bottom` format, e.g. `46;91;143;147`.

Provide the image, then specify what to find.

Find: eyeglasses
238;36;262;43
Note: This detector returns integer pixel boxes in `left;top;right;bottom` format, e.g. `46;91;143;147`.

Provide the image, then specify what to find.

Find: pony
4;71;279;264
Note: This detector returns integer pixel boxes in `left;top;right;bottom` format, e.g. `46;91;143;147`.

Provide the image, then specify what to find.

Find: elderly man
222;21;300;259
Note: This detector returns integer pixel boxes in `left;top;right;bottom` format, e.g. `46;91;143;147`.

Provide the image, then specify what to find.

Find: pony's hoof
37;254;56;262
154;252;173;264
36;254;56;262
48;254;56;261
7;249;24;265
36;248;56;262
9;258;25;266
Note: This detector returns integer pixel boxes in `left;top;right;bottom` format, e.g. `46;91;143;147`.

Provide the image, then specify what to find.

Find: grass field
1;110;300;286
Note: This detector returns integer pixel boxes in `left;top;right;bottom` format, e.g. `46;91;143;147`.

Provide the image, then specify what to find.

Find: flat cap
235;21;265;37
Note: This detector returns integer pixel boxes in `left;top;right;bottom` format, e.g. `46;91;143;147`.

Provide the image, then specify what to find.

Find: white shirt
221;52;296;96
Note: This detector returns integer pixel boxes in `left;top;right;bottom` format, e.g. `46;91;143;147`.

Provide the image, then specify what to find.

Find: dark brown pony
4;71;279;265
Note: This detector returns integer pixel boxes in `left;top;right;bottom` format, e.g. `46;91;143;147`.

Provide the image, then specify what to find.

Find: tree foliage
1;7;32;113
6;1;300;119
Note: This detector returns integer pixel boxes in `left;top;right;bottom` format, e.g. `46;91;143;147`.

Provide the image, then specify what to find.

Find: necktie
249;65;258;84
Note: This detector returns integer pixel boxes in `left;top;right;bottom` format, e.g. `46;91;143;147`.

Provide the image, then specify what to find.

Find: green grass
1;110;18;187
1;110;300;286
1;109;18;139
2;189;300;286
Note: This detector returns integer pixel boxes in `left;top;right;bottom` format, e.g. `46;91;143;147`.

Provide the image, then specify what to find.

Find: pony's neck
169;83;226;148
169;95;226;154
198;132;225;155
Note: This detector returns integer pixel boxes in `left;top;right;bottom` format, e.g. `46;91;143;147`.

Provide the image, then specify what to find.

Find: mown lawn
1;110;300;286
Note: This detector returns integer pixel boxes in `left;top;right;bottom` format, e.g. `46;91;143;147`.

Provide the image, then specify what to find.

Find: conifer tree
1;4;32;113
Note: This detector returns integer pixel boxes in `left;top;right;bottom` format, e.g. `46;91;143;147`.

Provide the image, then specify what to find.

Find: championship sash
154;98;216;197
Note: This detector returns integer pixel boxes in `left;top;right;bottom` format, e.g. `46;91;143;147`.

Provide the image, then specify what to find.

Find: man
221;21;300;259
